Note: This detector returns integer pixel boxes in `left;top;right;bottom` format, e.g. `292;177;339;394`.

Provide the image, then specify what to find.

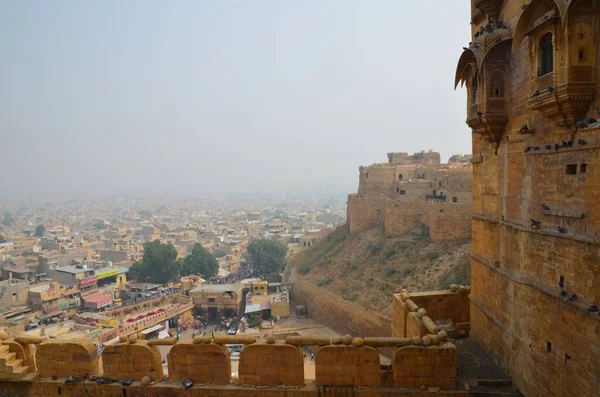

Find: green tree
132;240;180;284
180;243;218;277
247;238;287;276
0;235;7;244
3;212;14;227
34;225;46;237
92;220;106;229
128;261;142;280
246;313;261;328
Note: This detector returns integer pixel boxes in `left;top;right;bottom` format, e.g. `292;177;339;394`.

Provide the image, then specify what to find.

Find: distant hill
289;224;470;317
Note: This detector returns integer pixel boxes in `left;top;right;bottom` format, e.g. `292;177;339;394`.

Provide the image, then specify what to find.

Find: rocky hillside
289;224;470;318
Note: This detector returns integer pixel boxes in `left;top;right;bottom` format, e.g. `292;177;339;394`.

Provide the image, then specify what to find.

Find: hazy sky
1;1;471;198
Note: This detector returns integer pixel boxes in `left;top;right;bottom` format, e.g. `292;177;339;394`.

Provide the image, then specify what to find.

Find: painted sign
95;268;119;279
80;276;97;287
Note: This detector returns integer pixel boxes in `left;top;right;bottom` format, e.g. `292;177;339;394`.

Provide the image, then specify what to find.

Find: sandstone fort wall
347;195;471;241
349;152;472;241
0;333;459;397
459;0;600;395
290;276;391;337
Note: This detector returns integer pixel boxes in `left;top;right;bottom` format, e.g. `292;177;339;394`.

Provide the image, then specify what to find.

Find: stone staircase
0;344;35;380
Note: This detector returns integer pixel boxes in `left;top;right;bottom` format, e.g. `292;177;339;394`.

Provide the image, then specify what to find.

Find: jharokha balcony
527;81;597;128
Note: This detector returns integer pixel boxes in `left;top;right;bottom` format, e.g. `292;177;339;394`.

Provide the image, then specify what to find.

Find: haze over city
1;1;471;198
0;1;598;396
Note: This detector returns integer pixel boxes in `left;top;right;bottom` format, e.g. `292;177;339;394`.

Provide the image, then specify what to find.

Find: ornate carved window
471;72;479;104
455;47;482;118
539;33;554;75
455;19;511;152
489;71;505;98
514;0;598;127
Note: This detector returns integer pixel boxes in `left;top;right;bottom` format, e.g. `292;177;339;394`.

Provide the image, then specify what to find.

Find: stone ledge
516;127;535;135
471;253;599;317
472;212;498;223
472;215;600;246
542;209;585;219
524;144;600;155
500;218;600;245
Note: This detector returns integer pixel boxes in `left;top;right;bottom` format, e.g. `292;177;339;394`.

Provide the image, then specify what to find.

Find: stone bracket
543;209;585;219
516;127;535;135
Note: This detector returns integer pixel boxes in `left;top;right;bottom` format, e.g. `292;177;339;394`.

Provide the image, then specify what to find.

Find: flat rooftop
28;283;52;293
190;283;239;293
54;266;88;275
2;267;33;274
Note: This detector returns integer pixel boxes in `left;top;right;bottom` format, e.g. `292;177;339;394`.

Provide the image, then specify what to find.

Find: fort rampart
347;152;472;241
290;275;391;337
0;332;459;396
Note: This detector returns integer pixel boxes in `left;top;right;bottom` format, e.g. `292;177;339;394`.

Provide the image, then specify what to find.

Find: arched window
540;33;553;75
399;174;403;181
471;71;478;104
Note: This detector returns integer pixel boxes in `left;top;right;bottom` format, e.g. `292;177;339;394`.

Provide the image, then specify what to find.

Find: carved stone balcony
466;110;508;151
474;0;504;20
527;82;597;128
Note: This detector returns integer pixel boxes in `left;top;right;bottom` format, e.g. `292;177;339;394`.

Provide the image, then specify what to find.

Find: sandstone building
455;0;600;395
347;151;473;241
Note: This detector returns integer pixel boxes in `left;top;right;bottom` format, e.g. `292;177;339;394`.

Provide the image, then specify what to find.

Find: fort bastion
347;151;473;241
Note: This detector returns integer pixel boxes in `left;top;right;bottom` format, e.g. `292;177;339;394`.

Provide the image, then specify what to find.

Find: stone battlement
0;331;459;396
349;152;472;241
347;194;472;241
0;287;513;396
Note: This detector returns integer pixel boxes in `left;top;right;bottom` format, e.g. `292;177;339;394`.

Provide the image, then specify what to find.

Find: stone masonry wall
238;343;304;386
290;276;391;337
392;344;458;388
391;290;470;339
167;342;231;384
0;332;463;397
35;339;99;378
315;345;380;387
347;195;471;241
102;340;163;381
462;1;600;395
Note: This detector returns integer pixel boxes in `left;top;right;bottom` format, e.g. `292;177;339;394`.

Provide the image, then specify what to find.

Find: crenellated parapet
102;334;164;381
168;337;231;384
35;338;99;378
0;327;459;395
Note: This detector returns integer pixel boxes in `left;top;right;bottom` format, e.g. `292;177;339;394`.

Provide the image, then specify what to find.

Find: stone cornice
471;213;600;246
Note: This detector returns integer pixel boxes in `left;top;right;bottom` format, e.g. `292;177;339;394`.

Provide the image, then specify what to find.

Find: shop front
82;294;113;311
